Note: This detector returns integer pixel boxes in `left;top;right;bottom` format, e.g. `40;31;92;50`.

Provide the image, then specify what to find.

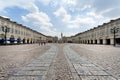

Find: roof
0;16;46;37
73;17;120;37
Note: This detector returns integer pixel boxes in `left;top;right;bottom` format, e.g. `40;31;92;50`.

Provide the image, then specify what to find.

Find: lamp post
111;27;119;46
79;37;81;43
61;33;63;43
1;26;10;45
39;37;41;45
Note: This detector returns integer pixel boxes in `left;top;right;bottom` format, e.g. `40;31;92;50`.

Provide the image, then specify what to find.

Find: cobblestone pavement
64;44;118;80
0;44;50;80
8;45;57;80
1;44;120;80
71;44;120;79
45;44;73;80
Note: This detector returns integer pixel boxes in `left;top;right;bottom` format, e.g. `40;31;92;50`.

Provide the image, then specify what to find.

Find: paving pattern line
45;44;74;80
8;45;57;80
64;45;118;80
64;45;81;80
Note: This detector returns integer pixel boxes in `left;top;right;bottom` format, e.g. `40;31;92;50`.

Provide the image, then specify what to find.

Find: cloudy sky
0;0;120;37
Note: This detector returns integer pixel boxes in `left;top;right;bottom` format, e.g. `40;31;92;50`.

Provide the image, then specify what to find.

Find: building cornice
73;17;120;37
0;16;46;37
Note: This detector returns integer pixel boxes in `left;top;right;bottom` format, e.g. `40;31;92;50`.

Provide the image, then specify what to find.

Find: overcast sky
0;0;120;37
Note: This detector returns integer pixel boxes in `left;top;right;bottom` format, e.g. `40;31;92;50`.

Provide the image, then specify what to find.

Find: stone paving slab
64;47;81;80
64;45;117;80
14;71;46;76
21;66;49;71
27;63;50;67
8;44;119;80
80;76;117;80
91;70;110;76
71;72;81;80
8;45;57;80
9;75;42;80
81;64;95;67
87;66;104;71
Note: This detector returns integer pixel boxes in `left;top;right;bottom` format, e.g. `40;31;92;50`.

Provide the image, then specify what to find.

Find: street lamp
1;26;10;45
111;27;119;46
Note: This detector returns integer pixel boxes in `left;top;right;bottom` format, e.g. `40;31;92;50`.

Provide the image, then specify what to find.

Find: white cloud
0;0;58;36
49;1;58;7
86;11;103;19
51;0;120;18
92;0;120;18
38;0;51;5
22;11;61;37
54;7;95;29
22;11;53;31
0;0;37;12
54;7;71;22
0;0;120;37
54;7;67;17
60;0;77;6
38;0;77;7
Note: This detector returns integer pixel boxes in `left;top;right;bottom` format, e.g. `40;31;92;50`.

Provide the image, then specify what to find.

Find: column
103;39;106;45
97;39;100;44
110;38;114;45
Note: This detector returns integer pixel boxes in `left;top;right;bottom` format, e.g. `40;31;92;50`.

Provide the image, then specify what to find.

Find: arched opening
83;40;85;44
91;40;93;44
9;35;15;44
48;40;52;43
106;39;110;45
95;40;97;44
85;40;87;44
99;39;103;44
68;41;72;43
0;34;5;44
88;40;90;44
27;39;29;44
116;38;120;45
17;37;21;44
23;38;26;44
30;38;33;44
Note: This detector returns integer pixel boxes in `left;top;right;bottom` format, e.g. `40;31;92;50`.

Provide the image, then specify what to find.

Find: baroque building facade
67;18;120;45
0;16;47;44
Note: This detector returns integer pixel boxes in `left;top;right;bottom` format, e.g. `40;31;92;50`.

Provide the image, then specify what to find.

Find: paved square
0;44;119;80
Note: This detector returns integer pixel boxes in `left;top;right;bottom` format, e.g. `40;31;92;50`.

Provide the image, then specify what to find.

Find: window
11;28;14;33
15;29;18;34
21;31;23;35
0;19;2;24
23;32;25;35
18;30;20;34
